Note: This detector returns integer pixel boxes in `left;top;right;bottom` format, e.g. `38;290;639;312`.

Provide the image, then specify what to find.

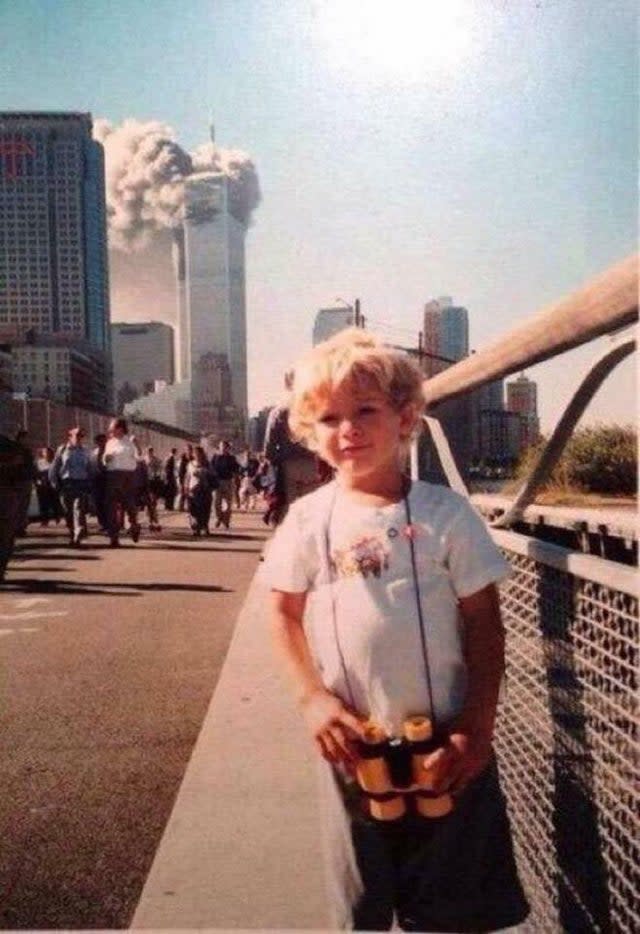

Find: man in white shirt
103;417;142;548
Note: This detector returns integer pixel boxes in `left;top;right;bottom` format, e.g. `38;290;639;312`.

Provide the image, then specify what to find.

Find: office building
507;373;540;449
478;378;504;412
0;346;12;392
423;297;469;362
176;172;247;415
110;321;174;411
0;111;110;406
507;372;537;416
475;408;523;466
10;340;107;406
248;406;272;452
312;306;355;345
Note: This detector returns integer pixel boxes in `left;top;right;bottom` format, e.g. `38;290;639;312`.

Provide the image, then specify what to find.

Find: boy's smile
313;384;414;491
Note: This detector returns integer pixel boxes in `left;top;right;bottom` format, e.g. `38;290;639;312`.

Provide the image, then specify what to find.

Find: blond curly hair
288;328;426;451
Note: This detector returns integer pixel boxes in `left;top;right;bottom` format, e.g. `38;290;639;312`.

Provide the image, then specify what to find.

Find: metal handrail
492;332;637;527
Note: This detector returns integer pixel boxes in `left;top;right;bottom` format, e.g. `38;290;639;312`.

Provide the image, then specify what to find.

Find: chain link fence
492;528;638;933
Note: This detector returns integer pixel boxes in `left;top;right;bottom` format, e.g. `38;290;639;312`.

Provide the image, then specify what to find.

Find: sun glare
313;0;476;82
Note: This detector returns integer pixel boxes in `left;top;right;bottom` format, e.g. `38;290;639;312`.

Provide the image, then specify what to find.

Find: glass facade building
422;298;468;362
0;112;109;347
174;172;248;416
0;112;110;405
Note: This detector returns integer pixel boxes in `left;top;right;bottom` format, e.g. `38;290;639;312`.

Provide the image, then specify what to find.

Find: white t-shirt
103;436;138;472
264;479;510;736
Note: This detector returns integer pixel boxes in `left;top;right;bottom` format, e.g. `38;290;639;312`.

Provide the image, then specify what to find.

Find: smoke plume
191;142;261;230
95;118;261;252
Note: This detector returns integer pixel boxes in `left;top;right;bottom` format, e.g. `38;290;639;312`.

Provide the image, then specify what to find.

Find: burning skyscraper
172;170;248;432
98;118;259;437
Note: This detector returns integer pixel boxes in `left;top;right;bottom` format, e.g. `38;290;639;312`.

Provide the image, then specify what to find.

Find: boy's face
312;382;414;484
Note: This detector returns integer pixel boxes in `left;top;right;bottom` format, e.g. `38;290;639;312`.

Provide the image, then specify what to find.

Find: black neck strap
324;479;436;730
402;489;437;729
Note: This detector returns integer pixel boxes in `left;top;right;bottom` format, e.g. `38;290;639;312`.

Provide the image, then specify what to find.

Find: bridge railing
414;255;638;932
494;531;638;932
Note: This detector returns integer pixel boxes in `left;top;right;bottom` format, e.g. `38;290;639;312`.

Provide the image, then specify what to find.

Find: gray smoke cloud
191;142;262;230
94;118;261;252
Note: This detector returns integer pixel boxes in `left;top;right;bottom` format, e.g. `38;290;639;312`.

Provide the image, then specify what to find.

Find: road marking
0;611;68;621
15;597;50;609
0;626;42;635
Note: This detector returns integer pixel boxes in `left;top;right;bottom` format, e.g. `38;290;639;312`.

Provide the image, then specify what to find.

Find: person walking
49;427;92;546
255;455;278;525
210;440;239;529
13;429;35;537
89;433;108;532
163;447;178;510
102;417;142;548
263;372;324;524
143;446;164;532
186;445;214;536
35;446;62;526
177;444;193;511
0;432;36;582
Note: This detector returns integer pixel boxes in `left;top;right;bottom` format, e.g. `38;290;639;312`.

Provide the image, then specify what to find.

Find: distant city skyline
1;0;637;432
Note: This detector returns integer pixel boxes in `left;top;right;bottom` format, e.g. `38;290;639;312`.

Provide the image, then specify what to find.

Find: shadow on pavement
13;551;100;561
6;565;75;573
167;531;261;542
154;544;264;554
1;579;232;596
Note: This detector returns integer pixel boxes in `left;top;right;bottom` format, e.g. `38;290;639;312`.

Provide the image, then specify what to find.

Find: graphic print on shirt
330;531;391;579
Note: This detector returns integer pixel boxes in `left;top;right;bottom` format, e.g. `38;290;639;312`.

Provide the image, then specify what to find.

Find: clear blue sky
2;0;637;429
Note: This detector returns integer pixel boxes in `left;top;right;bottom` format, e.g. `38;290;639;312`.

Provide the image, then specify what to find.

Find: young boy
264;329;529;932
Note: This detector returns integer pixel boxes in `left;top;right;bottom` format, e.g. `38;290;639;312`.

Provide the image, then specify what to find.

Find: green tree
564;424;637;494
515;424;637;495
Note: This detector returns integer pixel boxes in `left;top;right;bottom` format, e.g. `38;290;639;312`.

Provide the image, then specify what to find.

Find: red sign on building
0;136;35;179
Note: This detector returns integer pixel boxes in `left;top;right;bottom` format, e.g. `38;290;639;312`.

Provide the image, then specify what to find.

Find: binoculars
355;715;454;821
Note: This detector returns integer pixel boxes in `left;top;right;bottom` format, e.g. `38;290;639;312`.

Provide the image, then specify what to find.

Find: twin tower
134;171;248;442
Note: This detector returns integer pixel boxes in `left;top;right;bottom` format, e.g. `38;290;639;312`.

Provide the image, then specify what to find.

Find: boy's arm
271;589;364;768
424;583;505;795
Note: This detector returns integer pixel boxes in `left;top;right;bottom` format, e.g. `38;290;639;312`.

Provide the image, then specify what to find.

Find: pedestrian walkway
131;554;330;931
2;507;331;931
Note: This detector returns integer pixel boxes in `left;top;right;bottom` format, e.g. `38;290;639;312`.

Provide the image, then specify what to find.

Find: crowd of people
0;414;332;579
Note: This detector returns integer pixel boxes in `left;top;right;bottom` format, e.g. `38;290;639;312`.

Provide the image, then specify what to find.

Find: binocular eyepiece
355;715;454;821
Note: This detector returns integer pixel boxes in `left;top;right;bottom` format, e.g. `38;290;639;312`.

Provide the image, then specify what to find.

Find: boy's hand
419;729;493;796
301;688;364;771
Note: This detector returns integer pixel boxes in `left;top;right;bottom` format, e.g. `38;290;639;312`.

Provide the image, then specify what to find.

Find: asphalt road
0;508;268;930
